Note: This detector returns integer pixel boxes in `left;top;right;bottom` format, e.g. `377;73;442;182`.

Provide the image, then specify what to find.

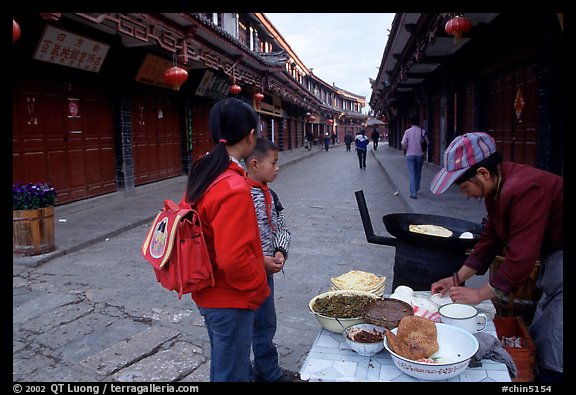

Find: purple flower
13;183;57;210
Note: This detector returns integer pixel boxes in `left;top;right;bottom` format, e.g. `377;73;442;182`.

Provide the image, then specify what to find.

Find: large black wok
355;190;481;251
355;190;483;290
383;213;482;250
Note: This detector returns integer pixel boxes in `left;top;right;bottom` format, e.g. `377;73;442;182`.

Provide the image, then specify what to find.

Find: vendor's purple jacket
464;162;563;293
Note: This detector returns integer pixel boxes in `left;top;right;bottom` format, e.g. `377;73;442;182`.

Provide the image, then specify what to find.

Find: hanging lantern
13;19;20;43
445;15;472;44
164;66;188;90
308;115;316;123
229;83;241;95
327;119;334;125
254;92;264;102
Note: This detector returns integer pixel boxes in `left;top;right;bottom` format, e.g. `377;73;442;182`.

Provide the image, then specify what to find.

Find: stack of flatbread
330;270;386;296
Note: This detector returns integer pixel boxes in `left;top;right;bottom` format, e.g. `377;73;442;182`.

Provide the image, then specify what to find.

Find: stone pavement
13;141;489;383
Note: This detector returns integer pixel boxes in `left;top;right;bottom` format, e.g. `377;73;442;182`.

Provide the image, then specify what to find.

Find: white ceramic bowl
309;290;380;333
343;323;386;356
383;322;479;381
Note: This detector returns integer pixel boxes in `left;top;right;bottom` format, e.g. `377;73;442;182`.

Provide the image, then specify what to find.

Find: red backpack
141;173;230;299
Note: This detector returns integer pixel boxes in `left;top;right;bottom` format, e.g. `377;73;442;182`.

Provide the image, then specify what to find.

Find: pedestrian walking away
305;130;313;151
354;129;369;169
371;128;380;150
429;132;563;383
245;137;292;382
401;115;428;199
323;132;331;151
344;131;354;152
184;97;269;382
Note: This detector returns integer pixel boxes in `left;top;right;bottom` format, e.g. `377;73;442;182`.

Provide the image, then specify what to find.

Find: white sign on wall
33;25;110;73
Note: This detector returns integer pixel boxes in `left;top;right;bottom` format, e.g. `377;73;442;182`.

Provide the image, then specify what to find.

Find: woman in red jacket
185;98;269;382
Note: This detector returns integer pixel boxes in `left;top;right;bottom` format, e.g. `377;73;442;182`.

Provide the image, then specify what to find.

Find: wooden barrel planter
13;206;55;255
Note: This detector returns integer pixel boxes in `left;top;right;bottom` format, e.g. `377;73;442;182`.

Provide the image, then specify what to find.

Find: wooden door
132;95;182;186
482;62;538;166
189;101;213;162
13;79;116;204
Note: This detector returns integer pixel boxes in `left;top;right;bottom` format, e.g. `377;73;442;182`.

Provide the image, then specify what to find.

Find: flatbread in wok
409;224;453;238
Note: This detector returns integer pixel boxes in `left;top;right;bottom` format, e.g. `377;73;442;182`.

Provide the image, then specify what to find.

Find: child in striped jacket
245;137;291;382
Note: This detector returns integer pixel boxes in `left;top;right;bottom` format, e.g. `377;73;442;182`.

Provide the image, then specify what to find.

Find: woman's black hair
185;97;258;203
455;152;502;185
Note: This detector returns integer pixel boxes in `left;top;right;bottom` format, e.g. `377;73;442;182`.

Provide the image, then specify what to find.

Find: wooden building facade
12;13;366;205
369;13;564;176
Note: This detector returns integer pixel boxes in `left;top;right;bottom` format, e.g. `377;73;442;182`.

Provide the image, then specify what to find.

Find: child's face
250;150;279;183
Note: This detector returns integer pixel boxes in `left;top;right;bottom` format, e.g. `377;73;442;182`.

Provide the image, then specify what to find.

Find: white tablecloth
299;292;511;382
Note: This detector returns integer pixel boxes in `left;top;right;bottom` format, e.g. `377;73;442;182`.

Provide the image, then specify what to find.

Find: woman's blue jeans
406;154;424;196
253;275;282;381
198;306;255;382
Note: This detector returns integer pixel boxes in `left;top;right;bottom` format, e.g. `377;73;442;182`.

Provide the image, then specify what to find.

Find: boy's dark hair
245;137;278;162
185;98;258;203
410;115;420;125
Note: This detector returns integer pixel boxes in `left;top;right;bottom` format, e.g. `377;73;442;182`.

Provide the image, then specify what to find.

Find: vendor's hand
431;277;453;296
449;286;484;305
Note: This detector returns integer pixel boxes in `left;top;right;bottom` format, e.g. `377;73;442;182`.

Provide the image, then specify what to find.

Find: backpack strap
178;171;235;208
269;188;283;214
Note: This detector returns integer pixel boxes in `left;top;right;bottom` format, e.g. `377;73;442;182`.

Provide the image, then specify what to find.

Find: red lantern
445;16;472;43
164;66;188;90
229;83;241;95
254;92;264;102
327;119;334;125
13;19;20;43
308;115;316;123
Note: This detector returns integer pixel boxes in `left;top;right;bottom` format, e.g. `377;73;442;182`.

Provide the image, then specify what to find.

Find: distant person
331;131;337;145
354;129;369;169
184;97;269;382
401;115;428;199
344;131;354;151
305;130;313;150
323;132;331;151
371;129;380;150
245;137;292;382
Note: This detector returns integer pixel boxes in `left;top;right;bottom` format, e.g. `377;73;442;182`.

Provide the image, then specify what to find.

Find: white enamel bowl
343;323;386;356
309;290;380;333
383;322;479;381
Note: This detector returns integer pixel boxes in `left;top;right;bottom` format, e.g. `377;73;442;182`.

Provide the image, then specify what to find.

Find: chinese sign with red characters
33;25;110;73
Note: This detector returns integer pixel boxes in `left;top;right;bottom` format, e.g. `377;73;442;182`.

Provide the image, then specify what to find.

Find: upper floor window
221;13;239;39
238;21;248;47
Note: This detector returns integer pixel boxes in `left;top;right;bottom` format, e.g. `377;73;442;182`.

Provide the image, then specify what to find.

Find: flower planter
13;206;55;255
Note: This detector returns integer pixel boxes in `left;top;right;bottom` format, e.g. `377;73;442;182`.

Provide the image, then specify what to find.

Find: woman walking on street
184;97;269;382
401;115;428;199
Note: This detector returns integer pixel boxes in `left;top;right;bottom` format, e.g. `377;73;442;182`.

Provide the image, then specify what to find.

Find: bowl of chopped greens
309;290;380;333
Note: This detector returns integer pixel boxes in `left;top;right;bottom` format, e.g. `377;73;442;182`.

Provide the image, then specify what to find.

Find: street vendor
429;132;563;383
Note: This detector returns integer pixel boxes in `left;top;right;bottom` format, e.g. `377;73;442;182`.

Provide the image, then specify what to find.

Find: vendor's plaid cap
430;132;497;195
